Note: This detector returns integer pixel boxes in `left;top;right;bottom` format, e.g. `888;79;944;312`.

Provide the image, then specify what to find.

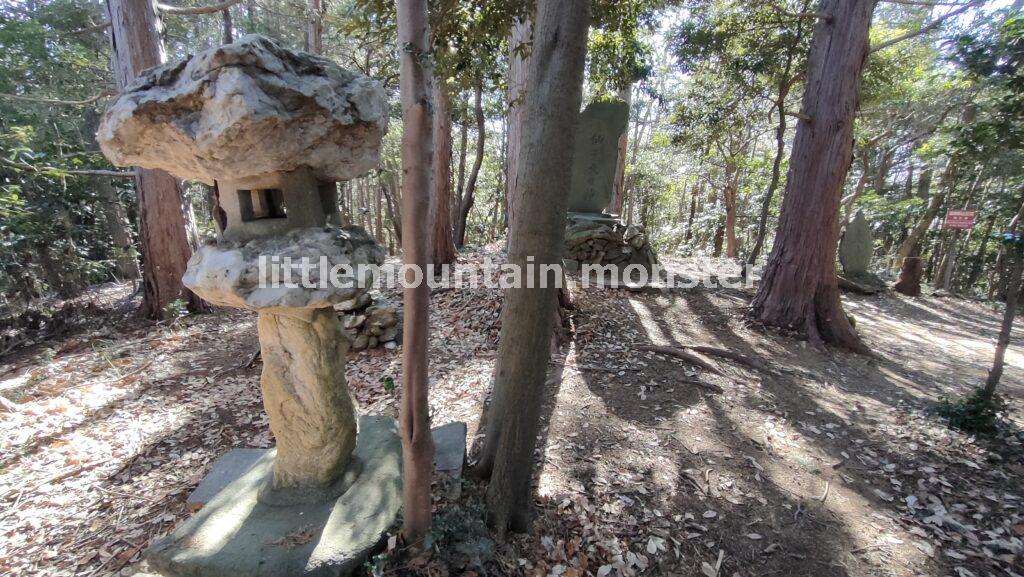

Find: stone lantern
98;35;400;577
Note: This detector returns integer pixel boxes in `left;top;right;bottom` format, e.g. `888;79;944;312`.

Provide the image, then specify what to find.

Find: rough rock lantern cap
97;34;387;185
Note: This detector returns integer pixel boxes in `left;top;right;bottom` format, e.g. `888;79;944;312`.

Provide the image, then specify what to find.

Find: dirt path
0;254;1021;577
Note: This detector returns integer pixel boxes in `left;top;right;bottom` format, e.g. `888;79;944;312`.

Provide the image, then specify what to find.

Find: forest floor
0;245;1022;577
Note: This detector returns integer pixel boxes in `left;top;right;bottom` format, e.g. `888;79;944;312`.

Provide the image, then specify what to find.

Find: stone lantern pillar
98;36;400;577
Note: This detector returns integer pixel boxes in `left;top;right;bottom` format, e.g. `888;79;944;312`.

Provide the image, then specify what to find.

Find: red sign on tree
944;209;976;230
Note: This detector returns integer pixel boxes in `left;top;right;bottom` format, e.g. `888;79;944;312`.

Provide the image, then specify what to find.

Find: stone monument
839;210;874;277
562;101;661;281
567;101;629;216
98;35;400;577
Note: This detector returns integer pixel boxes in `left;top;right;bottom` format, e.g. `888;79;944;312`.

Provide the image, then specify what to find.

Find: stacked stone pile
336;292;401;351
563;219;660;272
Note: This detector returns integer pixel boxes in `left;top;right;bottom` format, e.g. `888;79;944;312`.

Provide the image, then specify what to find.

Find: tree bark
610;85;632;216
750;0;877;353
894;245;924;296
95;176;140;280
455;83;486;248
396;0;435;545
429;81;457;266
896;158;957;270
106;0;199;318
747;83;790;268
985;241;1023;400
305;0;323;54
505;13;532;233
723;158;739;258
476;0;590;537
221;5;233;43
454;102;469;225
456;85;487;248
685;184;698;244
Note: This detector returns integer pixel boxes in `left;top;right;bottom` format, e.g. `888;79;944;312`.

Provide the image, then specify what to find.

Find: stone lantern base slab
146;416;401;577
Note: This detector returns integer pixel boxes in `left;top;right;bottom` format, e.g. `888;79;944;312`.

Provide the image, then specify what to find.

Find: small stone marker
567;101;629;214
839;210;874;276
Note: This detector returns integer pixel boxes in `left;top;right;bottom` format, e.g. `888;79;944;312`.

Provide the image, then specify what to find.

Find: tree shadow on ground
550;283;1021;577
535;284;862;576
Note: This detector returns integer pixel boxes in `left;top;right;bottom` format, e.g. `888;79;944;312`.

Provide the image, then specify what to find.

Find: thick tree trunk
106;0;199;318
610;85;632;216
505;14;532;233
429;81;457;266
750;0;877;353
396;0;435;545
221;6;233;43
476;0;590;537
96;176;140;280
894;245;924;297
305;0;323;54
455;83;486;248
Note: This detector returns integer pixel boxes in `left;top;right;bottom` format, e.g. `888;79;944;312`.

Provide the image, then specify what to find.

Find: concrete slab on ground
146;415;401;577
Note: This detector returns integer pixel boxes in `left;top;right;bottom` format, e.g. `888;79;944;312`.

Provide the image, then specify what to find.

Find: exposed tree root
682;345;774;374
635;344;725;375
637;343;774;375
837;276;878;295
676;377;724;394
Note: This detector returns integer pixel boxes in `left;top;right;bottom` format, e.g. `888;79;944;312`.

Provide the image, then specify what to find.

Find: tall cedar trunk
96;176;140;280
395;0;435;545
429;82;457;265
747;81;790;268
476;0;590;537
750;0;876;352
610;85;632;215
985;241;1023;400
505;14;532;233
456;84;486;248
106;0;198;318
306;0;323;54
222;6;233;43
897;159;957;269
723;159;739;258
